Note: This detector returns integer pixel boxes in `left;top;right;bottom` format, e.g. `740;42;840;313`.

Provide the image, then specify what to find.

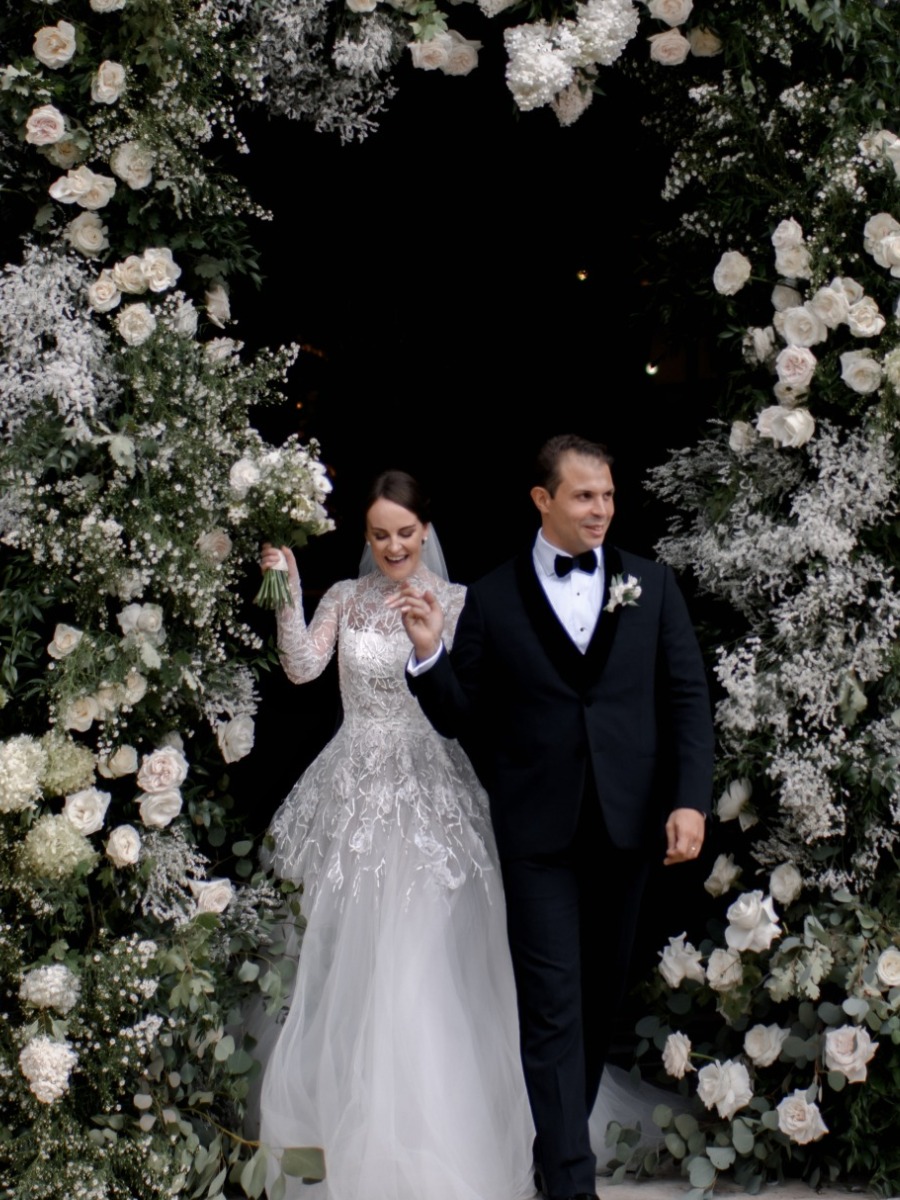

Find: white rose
831;275;865;306
49;165;113;210
742;325;775;365
110;141;154;189
87;271;121;313
859;129;899;160
842;348;882;392
846;296;885;337
91;0;127;10
443;29;481;75
725;890;782;953
25;104;67;146
33;21;77;69
137;746;188;793
771;217;804;249
728;421;756;454
696;1060;753;1120
704;852;741;897
49;165;117;210
774;344;816;389
409;32;452;70
772;283;802;312
64;211;108;257
48;623;83;660
229;457;261;497
63;695;100;732
716;777;754;824
808;286;849;329
98;744;139;778
706;947;743;992
122;670;148;705
863;212;900;255
63;787;110;835
875;946;900;989
45;139;83;170
873;231;900;272
142;247;181;293
775;305;827;348
116;303;156;347
775;243;812;279
823;1025;877;1083
197;529;232;562
111;255;148;294
647;0;692;25
205;282;230;328
189;877;235;914
713;250;752;296
662;1031;694;1079
772;381;808;407
744;1023;789;1068
217;715;255;764
648;28;690;64
688;26;722;56
138;787;183;829
346;0;378;10
172;298;198;337
205;336;241;364
757;405;815;449
769;862;803;905
106;824;141;866
91;60;125;104
777;1090;828;1144
658;932;705;988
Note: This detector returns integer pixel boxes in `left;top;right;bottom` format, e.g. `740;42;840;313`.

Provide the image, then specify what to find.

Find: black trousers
500;787;651;1199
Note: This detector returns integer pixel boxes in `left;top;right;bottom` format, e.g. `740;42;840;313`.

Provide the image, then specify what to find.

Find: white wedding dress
259;566;536;1200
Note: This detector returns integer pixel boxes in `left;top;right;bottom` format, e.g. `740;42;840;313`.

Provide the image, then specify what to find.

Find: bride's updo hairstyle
364;470;431;526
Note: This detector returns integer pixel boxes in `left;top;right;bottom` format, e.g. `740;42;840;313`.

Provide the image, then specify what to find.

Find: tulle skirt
259;815;536;1200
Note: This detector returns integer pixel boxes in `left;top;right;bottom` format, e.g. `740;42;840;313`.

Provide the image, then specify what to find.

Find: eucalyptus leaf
652;1103;673;1129
674;1113;698;1138
688;1156;716;1188
707;1146;736;1169
665;1132;687;1159
213;1034;235;1062
281;1147;325;1181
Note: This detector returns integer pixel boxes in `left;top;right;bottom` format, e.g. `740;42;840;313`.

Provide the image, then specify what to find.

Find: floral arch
2;0;900;1195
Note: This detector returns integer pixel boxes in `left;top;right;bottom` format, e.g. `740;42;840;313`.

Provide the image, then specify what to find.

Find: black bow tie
554;551;597;578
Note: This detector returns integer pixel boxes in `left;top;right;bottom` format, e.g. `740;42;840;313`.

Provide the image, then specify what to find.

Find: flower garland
0;1;329;1195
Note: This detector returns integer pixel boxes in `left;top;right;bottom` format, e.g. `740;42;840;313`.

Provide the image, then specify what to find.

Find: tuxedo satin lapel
513;552;588;694
584;544;623;682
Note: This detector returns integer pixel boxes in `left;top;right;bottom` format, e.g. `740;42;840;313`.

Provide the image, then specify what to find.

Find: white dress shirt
532;531;604;654
409;533;604;673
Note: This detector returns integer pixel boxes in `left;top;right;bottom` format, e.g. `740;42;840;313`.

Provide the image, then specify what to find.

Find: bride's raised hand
387;583;444;662
260;543;300;590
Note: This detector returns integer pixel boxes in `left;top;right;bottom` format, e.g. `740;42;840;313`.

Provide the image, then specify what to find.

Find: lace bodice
276;568;465;729
268;567;486;895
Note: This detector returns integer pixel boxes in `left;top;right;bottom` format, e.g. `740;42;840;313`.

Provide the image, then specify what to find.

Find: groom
398;435;715;1200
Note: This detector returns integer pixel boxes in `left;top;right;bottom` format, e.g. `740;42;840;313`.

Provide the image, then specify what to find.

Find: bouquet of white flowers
228;435;334;608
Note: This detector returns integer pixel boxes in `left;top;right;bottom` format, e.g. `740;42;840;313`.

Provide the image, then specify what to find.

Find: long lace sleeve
275;578;345;685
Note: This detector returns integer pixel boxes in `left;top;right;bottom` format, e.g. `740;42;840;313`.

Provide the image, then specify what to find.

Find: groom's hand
387;584;445;662
663;808;705;866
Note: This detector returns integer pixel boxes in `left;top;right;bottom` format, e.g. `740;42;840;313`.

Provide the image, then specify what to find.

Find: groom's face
532;452;615;556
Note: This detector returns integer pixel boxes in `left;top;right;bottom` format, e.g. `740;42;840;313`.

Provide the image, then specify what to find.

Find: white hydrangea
19;1036;78;1103
19;964;81;1014
0;735;47;813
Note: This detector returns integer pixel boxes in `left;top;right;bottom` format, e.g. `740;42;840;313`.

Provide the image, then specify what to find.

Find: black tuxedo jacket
410;545;715;860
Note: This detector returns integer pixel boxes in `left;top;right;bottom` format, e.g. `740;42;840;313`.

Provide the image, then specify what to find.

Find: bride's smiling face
365;498;430;582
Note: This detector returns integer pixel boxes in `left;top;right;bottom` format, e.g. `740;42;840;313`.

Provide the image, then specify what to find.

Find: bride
258;470;536;1200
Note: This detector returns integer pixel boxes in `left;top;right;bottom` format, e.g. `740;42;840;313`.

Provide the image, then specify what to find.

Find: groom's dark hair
535;435;613;496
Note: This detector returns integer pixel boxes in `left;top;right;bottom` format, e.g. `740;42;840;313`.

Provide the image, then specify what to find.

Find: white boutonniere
605;573;642;613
